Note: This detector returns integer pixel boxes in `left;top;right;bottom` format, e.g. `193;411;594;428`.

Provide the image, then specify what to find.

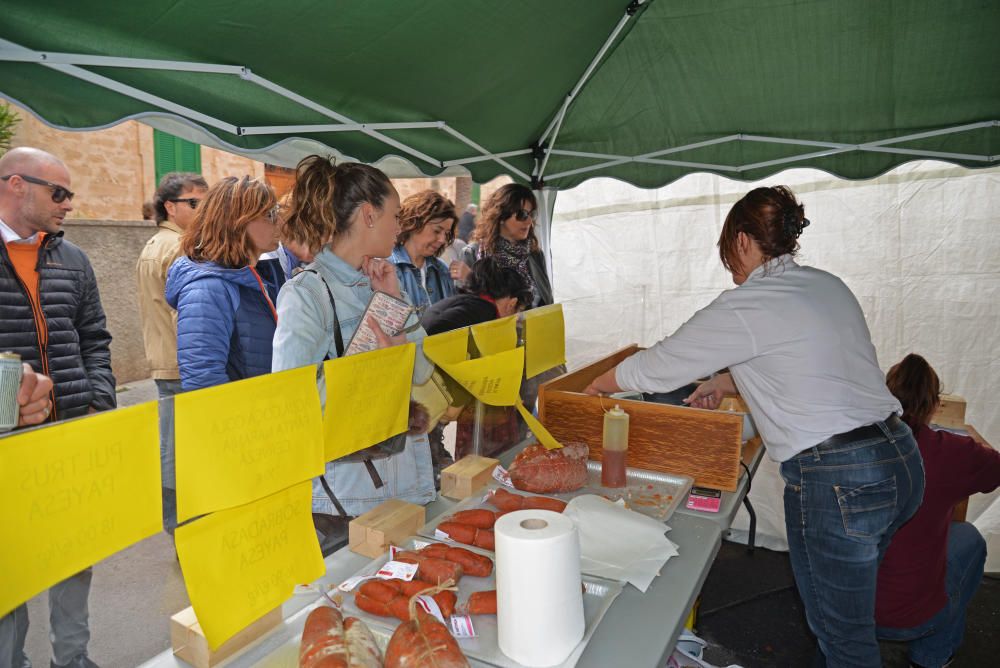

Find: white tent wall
550;160;1000;571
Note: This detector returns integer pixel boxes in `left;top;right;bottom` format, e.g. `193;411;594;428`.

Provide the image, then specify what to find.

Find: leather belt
813;413;903;452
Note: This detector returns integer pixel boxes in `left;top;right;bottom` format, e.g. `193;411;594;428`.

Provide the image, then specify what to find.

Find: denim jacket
272;247;435;515
389;245;455;315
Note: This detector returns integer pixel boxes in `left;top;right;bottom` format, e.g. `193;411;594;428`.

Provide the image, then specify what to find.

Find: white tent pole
440;125;531;181
863;121;996;147
240;121;443;135
532;187;559;285
443;149;532;167
535;0;648;181
0;49;246;74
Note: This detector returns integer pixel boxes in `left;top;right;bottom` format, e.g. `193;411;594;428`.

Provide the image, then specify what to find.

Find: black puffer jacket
0;232;116;421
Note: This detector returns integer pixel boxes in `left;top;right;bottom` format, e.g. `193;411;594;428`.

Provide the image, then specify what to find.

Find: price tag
415;594;446;625
376;560;419;581
435;528;452;541
450;614;477;638
412;539;431;550
337;575;375;592
493;465;513;488
388;545;400;560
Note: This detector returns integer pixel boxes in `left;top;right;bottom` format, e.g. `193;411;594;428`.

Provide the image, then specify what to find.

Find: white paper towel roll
495;509;585;667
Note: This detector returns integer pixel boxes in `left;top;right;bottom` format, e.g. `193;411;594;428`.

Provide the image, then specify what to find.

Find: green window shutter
471;182;480;206
154;129;202;185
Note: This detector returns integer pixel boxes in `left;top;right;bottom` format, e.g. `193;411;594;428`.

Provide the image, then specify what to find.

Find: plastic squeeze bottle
601;404;630;487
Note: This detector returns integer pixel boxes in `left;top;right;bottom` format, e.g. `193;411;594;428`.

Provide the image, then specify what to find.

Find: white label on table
337;575;375;592
450;614;476;638
493;464;513;488
434;528;452;541
415;594;446;625
376;560;419;581
412;539;431;549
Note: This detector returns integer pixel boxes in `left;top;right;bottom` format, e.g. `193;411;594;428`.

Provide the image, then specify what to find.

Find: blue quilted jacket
165;257;283;391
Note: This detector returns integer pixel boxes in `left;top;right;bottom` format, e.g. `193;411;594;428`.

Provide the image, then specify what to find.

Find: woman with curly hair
389;189;458;314
456;183;552;307
166;176;282;391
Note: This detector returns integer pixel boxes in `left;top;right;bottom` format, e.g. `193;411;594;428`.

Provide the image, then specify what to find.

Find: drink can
0;352;24;432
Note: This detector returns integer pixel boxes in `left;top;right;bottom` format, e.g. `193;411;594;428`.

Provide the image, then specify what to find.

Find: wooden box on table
538;345;748;492
170;605;281;667
348;499;425;558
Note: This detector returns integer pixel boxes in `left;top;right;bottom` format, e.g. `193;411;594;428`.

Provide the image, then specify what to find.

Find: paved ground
21;379;1000;667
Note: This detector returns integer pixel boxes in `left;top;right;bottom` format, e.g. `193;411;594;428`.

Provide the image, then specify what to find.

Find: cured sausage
356;579;457;620
355;591;411;622
299;605;349;668
384;586;470;668
463;590;497;615
446;509;497;529
436;522;495;551
508;442;589;493
392;551;464;584
418;544;493;577
488;488;567;513
344;616;383;668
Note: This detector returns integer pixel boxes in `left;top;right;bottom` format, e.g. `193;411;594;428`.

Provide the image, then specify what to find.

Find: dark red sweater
875;425;1000;628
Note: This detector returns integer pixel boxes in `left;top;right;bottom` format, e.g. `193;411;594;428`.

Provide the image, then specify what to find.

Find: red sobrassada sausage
392;551;464;584
447;508;498;529
343;616;383;668
436;522;495;551
299;605;349;668
385;606;470;668
488;488;567;513
419;544;494;577
465;590;497;615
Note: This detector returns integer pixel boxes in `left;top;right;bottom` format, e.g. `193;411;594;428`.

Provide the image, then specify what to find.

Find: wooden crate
170;605;281;667
538;345;746;491
440;455;499;499
932;394;966;429
348;499;425;558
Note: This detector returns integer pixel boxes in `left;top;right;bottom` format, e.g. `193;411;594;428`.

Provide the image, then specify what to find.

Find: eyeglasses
1;174;75;203
168;197;201;210
514;208;537;222
266;206;280;224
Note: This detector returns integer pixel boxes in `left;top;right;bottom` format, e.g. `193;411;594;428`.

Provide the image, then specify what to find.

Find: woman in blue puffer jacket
166;176;282;391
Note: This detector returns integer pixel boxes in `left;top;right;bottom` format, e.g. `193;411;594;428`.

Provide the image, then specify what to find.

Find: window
153;129;201;185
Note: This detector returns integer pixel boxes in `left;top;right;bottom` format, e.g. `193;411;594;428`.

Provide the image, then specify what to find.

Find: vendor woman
585;185;925;668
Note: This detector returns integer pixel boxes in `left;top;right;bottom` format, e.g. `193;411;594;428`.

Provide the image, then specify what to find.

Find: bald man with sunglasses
0;147;114;668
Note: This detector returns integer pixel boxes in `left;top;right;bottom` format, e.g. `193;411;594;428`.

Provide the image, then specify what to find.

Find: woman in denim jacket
389;189;458;316
271;156;435;524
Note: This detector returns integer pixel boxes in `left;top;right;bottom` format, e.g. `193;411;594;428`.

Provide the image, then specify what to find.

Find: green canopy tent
1;0;998;256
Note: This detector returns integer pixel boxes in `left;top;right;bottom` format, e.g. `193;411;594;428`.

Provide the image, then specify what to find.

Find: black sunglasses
168;197;201;210
514;207;537;222
1;173;75;203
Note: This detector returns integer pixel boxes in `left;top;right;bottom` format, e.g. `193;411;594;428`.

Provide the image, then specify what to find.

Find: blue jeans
780;417;924;668
155;379;183;535
877;521;987;667
0;568;94;668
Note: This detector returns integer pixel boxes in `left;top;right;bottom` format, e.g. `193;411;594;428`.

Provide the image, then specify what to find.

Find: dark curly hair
153;172;207;223
462;256;532;310
718;185;809;275
396;190;458;257
472;183;539;255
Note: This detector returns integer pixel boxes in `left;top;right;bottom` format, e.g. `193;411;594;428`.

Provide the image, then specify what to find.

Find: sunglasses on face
514;208;537;222
1;173;75;203
168;197;201;210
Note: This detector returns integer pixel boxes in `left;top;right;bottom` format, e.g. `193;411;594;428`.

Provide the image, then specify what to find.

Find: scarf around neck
480;236;535;300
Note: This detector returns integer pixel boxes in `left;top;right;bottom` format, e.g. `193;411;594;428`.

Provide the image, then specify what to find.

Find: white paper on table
563;494;679;592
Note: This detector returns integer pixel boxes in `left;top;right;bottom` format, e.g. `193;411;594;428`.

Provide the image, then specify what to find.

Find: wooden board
539;346;745;491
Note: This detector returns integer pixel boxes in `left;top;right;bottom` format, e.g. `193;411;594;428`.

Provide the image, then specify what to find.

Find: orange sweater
5;234;47;346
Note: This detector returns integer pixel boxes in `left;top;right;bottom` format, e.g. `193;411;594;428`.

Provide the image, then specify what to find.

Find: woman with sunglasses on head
165;176;283;391
585;186;925;668
271;156;436;547
456;183;552;308
875;354;999;668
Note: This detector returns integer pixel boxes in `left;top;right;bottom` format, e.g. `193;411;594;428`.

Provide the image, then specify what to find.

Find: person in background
584;185;924;667
136;171;207;534
456;184;552;308
421;257;533;462
141;199;155;222
0;146;116;668
165;176;282;391
390;190;458;314
876;354;1000;668
272;156;436;551
456;202;477;242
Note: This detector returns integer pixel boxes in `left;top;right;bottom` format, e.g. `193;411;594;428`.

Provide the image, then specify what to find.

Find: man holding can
0;146;115;668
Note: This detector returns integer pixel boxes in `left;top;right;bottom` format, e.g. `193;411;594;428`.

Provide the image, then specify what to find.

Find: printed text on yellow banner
323;343;415;461
175;366;325;523
175;481;324;649
0;403;161;616
524;304;566;378
471;315;517;356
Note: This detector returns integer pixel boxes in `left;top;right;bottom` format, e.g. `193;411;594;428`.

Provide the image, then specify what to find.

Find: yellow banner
174;366;325;523
515;400;564;450
523;304;566;378
0;404;161;616
471;315;517;356
175;481;324;650
324;344;415;461
422;327;469;366
437;347;524;407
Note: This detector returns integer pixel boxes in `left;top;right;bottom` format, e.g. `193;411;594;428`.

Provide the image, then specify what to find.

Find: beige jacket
136;221;183;379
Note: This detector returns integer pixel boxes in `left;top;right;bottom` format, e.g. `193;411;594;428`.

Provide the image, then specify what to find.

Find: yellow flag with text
422;327;469;366
175;481;323;649
323;344;415;461
436;346;524;406
523;304;566;378
0;403;161;616
470;315;517;356
174;366;325;523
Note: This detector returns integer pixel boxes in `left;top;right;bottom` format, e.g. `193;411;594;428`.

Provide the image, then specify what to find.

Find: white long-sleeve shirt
616;255;901;462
